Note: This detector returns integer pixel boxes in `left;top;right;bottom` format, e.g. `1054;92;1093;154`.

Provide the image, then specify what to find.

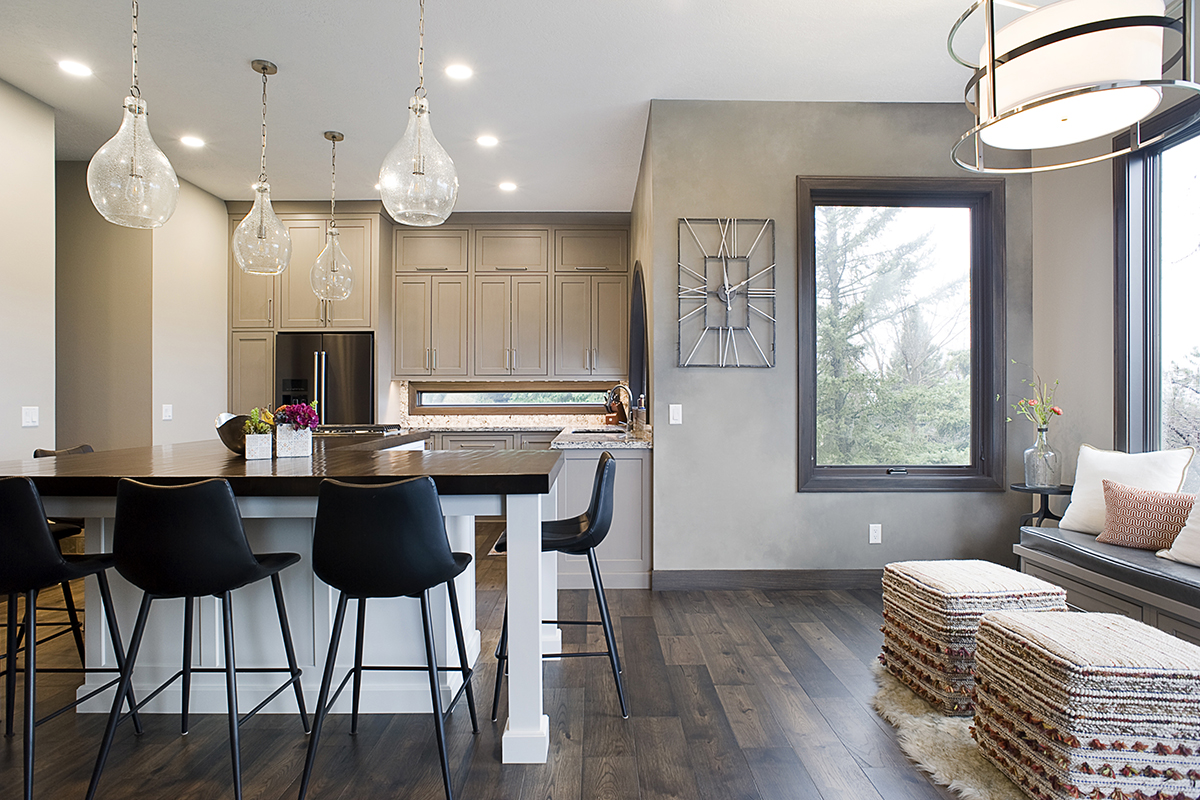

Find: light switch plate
162;404;173;421
21;406;38;428
668;404;683;425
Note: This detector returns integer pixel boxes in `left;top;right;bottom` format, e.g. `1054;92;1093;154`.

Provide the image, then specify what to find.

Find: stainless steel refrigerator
276;332;374;424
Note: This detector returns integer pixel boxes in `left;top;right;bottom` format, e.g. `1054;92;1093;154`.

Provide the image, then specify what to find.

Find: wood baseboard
650;569;883;592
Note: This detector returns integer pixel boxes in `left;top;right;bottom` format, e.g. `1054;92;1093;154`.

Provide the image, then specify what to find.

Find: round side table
1010;483;1073;527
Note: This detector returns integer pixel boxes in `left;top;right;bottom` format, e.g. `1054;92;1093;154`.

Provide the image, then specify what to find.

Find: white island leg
502;492;549;763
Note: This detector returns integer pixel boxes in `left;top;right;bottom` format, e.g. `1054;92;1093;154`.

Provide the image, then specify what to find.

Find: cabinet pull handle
495;266;528;271
267;298;273;326
432;349;437;370
512;348;518;370
425;348;430;371
593;349;598;371
584;349;590;370
416;266;449;271
574;266;609;271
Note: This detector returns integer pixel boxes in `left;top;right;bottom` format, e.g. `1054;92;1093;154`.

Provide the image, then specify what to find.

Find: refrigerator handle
313;350;321;419
320;350;328;424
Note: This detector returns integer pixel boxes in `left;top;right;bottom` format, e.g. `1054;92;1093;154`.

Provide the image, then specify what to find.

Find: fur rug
872;664;1025;800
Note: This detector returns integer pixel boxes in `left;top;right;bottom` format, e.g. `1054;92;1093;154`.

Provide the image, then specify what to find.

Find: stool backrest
114;478;264;597
313;476;460;598
578;451;617;550
0;476;70;594
33;444;95;458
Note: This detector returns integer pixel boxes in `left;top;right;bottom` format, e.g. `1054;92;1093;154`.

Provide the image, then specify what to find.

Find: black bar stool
0;476;141;800
86;478;309;800
491;451;628;721
298;477;478;800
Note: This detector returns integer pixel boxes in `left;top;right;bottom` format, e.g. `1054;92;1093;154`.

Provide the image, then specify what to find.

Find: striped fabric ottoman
880;560;1068;716
974;611;1200;800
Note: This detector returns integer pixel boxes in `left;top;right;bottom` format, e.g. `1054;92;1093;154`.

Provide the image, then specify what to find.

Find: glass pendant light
233;60;291;275
378;0;458;226
311;131;354;301
87;1;179;229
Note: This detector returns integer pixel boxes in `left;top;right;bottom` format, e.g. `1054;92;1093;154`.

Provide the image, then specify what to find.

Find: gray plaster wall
639;100;1035;573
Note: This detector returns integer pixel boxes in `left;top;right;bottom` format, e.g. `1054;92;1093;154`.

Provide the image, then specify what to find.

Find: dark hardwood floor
1;521;954;799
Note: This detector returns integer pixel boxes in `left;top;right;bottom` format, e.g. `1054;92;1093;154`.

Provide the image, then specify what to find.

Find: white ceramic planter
245;433;273;460
275;424;312;458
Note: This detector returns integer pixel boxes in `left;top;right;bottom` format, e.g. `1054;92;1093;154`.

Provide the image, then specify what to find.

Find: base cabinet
230;331;274;412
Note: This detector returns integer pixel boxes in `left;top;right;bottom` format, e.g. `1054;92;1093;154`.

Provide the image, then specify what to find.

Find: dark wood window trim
797;176;1007;492
1114;96;1200;453
408;381;612;416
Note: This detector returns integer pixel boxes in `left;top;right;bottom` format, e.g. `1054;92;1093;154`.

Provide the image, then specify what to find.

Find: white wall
0;79;56;461
151;179;229;444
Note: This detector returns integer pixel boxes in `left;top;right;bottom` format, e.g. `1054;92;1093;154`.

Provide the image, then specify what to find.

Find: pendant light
378;0;458;226
86;0;179;229
311;131;354;301
948;0;1200;173
232;60;291;275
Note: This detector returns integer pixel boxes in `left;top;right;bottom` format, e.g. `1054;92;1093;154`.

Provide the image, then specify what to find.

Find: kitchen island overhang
3;438;562;764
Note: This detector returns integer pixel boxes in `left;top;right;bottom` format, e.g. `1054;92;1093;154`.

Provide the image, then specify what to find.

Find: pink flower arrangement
274;402;320;431
1009;365;1063;428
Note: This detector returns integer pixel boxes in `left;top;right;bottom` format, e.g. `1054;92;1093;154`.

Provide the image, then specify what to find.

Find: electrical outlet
162;404;173;421
21;406;38;428
869;523;882;544
669;404;683;425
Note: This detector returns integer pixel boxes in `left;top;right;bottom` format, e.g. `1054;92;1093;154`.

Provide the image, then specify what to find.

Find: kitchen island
0;436;562;764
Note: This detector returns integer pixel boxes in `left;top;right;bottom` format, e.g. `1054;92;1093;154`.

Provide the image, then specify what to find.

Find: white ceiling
0;0;987;211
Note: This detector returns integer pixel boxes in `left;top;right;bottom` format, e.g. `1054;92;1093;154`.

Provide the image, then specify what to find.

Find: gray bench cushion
1019;526;1200;609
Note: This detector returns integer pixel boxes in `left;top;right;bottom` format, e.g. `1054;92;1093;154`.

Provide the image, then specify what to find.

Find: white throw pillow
1057;444;1195;534
1158;500;1200;567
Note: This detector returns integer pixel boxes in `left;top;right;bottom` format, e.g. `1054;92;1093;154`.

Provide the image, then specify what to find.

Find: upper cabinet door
591;275;628;378
230;218;276;329
431;276;469;376
279;218;327;329
475;229;549;272
326;217;374;328
473;275;511;376
554;275;593;377
393;275;431;377
396;229;469;272
511;275;548;376
555;229;628;272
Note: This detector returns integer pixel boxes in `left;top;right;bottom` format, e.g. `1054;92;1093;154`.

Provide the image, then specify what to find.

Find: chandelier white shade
950;0;1200;172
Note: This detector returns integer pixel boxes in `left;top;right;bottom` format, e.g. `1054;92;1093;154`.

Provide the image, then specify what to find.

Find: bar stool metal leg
95;572;143;736
5;593;16;737
351;598;366;735
60;580;87;667
587;549;627;718
447;580;478;733
270;573;310;733
221;592;243;800
490;604;508;722
181;595;194;735
22;590;36;800
420;590;454;800
298;592;349;800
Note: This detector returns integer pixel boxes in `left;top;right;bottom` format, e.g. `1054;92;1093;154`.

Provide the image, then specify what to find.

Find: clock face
678;218;776;367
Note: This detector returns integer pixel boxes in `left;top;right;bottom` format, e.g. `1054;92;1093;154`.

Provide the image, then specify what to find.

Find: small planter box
275;424;312;458
245;433;273;460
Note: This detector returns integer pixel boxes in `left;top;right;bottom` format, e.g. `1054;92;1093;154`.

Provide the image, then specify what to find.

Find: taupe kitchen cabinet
395;228;469;273
517;431;557;450
392;275;469;377
229;215;376;330
439;432;515;450
475;229;548;273
474;275;548;377
554;229;628;273
553;274;628;378
555;448;651;589
229;331;275;412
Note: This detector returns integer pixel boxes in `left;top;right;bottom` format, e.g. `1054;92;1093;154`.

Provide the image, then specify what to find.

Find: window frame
1115;97;1200;453
797;176;1007;492
408;381;612;415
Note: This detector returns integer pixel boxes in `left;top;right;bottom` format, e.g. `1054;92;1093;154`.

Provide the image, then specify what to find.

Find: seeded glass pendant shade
311;130;353;300
87;2;178;228
233;60;290;275
379;96;458;226
233;182;291;275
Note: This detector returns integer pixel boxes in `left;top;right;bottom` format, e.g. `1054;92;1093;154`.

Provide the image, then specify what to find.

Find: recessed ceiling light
58;60;92;77
477;135;498;147
499;182;517;192
445;64;473;80
180;135;205;148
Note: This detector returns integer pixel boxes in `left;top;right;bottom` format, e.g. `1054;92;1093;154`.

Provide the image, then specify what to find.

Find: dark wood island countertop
0;437;563;498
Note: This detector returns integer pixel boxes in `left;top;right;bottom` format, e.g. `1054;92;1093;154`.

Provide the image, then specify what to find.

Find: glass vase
1023;427;1061;488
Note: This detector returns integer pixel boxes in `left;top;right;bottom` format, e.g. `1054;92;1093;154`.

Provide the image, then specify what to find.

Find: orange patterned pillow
1095;479;1194;550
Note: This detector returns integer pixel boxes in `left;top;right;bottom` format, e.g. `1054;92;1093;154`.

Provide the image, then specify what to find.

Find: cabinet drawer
475;229;548;272
555;230;628;272
1155;611;1200;646
396;229;469;272
440;433;515;451
518;432;557;450
1023;563;1145;620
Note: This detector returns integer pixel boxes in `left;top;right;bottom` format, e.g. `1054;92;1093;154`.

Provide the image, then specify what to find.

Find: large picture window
797;177;1006;492
1117;98;1200;490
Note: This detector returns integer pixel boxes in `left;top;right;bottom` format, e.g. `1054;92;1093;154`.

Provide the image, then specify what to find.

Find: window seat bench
1015;526;1200;646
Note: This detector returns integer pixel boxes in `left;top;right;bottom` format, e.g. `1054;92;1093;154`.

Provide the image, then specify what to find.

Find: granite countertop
550;425;653;450
430;425;569;433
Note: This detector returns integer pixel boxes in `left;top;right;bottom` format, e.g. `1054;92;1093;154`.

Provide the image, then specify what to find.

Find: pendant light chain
414;0;426;98
259;69;269;184
129;0;140;97
329;137;338;230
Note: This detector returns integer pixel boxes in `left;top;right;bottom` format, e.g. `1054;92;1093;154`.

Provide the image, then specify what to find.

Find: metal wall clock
678;217;776;367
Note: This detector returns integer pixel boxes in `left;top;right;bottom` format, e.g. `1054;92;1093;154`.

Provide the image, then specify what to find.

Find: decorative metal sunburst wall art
677;217;776;367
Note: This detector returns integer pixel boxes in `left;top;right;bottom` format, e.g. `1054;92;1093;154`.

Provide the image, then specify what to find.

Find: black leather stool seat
86;478;309;800
1;476;139;800
298;477;478;800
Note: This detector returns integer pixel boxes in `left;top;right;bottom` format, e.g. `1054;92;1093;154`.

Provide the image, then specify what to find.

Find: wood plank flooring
1;521;955;799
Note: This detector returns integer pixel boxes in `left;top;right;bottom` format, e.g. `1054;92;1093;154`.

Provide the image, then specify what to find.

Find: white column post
501;493;549;763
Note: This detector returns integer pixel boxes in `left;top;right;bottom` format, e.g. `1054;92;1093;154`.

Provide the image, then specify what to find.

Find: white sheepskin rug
872;664;1025;800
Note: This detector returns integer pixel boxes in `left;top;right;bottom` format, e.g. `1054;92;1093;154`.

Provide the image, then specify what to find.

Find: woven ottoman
880;560;1068;715
974;611;1200;800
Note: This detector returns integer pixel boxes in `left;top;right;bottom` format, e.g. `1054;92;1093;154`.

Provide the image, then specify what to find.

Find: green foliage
814;206;971;467
243;407;273;435
1163;347;1200;450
